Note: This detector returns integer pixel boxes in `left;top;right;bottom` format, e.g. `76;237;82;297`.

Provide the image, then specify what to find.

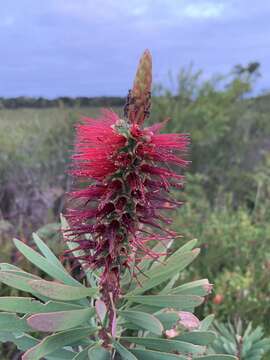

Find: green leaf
32;232;66;271
61;215;86;262
118;322;142;331
0;297;84;314
27;308;95;332
159;274;179;294
71;344;95;360
170;279;211;296
170;238;198;256
72;348;89;360
0;267;49;299
118;310;163;335
249;338;270;351
0;271;45;298
0;313;31;332
130;349;187;360
175;331;216;346
0;332;38;350
87;345;111;359
125;294;204;310
139;239;174;272
22;327;95;360
121;239;174;289
0;263;39;273
128;249;200;296
28;279;98;300
60;214;99;287
155;312;179;330
200;314;215;331
113;341;138;360
246;326;264;344
130;304;161;314
194;356;237;360
213;322;235;343
13;238;81;287
242;322;252;339
122;337;204;354
0;332;75;360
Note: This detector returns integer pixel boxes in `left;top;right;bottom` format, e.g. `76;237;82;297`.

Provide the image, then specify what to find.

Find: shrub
210;320;270;359
0;50;236;360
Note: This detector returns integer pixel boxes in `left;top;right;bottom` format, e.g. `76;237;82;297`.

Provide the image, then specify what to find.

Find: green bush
210;320;270;359
172;176;270;332
0;220;237;359
148;66;270;334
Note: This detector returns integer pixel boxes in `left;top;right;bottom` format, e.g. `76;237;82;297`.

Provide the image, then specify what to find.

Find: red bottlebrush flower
65;50;190;334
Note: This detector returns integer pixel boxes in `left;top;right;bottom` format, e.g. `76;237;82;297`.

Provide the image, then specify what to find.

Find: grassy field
0;107;109;254
0;107;103;172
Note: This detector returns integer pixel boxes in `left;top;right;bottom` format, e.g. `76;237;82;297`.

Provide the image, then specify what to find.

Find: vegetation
0;96;125;109
211;320;270;359
0;60;269;358
149;66;270;338
0;51;238;359
0;224;232;359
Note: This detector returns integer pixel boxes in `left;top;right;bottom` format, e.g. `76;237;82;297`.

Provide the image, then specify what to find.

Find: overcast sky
0;0;269;97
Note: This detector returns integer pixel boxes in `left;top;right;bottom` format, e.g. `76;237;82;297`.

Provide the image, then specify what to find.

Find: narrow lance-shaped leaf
0;263;40;273
170;279;213;296
13;238;81;287
124;294;204;310
130;348;188;360
0;297;84;314
60;214;99;287
118;310;163;335
71;347;91;360
0;332;75;360
112;340;138;360
27;308;95;332
0;271;47;301
170;238;198;257
22;327;95;360
155;312;180;330
200;314;215;331
87;345;111;360
128;249;200;296
175;331;217;346
122;337;204;354
0;313;31;332
32;232;67;271
28;279;98;301
159;274;179;295
139;239;174;272
194;356;237;360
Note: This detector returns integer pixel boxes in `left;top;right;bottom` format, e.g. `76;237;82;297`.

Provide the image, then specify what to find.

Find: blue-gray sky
0;0;269;97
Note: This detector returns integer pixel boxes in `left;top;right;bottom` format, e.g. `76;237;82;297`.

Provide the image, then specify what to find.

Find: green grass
0;107;101;167
0;107;122;184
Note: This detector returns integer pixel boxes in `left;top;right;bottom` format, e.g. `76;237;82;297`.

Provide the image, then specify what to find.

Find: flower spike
66;50;190;335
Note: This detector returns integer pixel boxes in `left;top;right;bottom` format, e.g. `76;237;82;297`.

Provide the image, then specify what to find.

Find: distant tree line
0;96;126;109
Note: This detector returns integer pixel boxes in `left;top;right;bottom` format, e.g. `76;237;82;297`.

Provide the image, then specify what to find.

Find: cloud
0;0;269;96
52;0;227;24
183;2;226;19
